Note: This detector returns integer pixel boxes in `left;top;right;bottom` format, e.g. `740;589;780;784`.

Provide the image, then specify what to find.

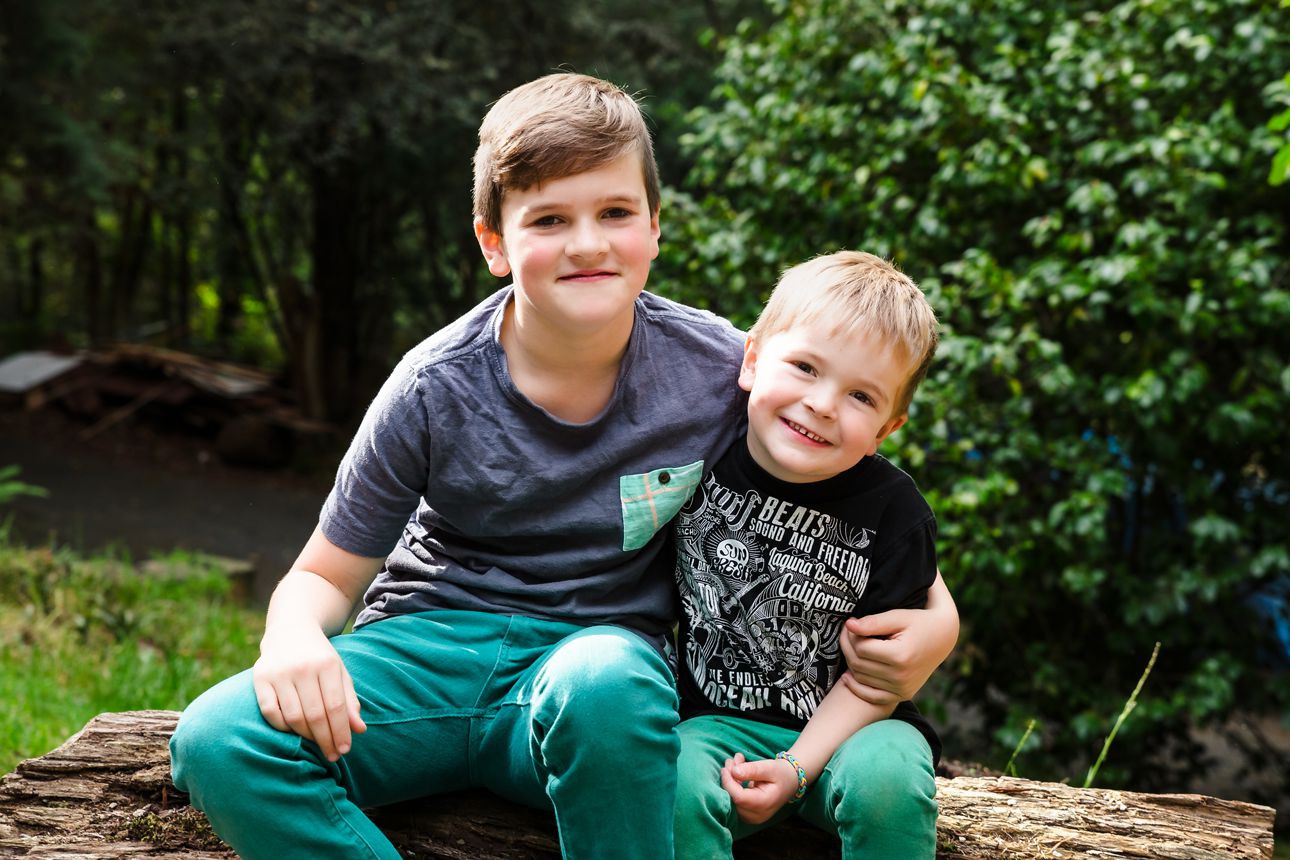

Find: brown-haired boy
170;75;957;860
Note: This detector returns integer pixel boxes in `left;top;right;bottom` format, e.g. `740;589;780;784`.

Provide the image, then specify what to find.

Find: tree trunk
308;161;361;421
0;712;1274;859
26;236;44;318
77;213;105;346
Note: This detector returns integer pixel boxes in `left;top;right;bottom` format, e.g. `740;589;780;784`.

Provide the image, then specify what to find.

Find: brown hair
473;73;660;234
750;251;940;417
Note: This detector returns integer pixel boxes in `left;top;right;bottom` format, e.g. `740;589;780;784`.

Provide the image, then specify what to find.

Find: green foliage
0;466;47;506
659;0;1290;792
0;540;261;774
1269;72;1290;185
0;0;760;418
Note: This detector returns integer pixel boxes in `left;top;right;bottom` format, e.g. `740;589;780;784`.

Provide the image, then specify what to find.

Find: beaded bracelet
775;750;809;804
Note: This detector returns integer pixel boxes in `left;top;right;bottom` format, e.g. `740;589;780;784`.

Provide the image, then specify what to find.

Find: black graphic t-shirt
674;438;941;763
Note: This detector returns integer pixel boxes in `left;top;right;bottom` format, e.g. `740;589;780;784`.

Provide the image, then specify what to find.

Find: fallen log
0;711;1274;859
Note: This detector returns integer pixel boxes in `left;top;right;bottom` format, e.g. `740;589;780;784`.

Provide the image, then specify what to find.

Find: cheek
512;242;557;273
619;230;659;263
748;382;788;416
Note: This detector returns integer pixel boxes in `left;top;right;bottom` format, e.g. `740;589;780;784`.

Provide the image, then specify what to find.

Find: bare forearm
787;682;898;780
264;568;361;639
263;525;383;642
922;570;960;658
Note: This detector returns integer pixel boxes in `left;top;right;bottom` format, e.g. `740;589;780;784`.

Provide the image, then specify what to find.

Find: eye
531;214;563;227
850;390;873;406
792;361;815;375
602;207;633;219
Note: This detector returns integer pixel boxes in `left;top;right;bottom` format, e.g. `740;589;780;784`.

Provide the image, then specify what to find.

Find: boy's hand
252;624;366;763
839;608;953;705
839;571;960;705
719;752;799;825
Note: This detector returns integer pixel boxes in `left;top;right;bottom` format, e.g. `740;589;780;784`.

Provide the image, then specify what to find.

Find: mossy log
0;711;1275;859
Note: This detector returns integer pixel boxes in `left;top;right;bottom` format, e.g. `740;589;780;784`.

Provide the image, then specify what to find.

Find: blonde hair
473;73;660;234
749;251;939;417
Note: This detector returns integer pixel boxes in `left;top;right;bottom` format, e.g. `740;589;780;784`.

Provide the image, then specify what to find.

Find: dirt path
0;407;332;602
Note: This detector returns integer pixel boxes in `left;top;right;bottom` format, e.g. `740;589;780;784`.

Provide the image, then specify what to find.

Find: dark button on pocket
658;471;671;484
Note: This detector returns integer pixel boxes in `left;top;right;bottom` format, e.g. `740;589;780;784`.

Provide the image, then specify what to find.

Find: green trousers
674;715;938;859
171;610;680;859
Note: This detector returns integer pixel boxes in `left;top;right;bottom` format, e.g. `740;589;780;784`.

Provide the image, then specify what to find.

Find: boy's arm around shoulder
841;500;958;704
252;525;385;764
841;571;958;703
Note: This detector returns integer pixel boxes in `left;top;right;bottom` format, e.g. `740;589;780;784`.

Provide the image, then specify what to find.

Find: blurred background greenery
1;0;1287;832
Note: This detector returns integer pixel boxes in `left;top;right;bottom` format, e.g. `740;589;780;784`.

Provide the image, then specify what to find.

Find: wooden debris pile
0;346;332;467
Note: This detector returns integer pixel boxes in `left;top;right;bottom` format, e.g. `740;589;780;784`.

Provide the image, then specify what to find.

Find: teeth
788;421;827;444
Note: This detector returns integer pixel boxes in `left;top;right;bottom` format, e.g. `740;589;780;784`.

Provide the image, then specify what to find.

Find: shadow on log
0;711;1275;859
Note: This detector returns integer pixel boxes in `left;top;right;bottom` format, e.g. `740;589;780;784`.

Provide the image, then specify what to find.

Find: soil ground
0;404;334;602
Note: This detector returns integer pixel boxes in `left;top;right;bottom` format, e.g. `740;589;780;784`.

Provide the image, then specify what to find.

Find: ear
647;206;661;261
867;413;908;457
737;335;758;393
474;217;511;278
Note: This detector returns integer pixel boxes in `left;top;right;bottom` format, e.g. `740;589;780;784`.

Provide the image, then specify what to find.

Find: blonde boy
170;75;956;860
673;251;943;858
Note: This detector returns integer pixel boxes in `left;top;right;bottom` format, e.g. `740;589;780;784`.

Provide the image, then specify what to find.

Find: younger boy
169;74;956;860
673;251;943;858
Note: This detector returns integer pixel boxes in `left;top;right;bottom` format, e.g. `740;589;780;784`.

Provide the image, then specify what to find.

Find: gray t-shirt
320;286;746;640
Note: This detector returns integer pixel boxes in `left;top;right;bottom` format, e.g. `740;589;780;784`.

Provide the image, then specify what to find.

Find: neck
502;295;634;375
499;297;634;423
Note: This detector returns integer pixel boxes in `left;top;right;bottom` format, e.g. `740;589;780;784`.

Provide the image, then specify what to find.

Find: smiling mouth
784;420;830;445
558;270;615;281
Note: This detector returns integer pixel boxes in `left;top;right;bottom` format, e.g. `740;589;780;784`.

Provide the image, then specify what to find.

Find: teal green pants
171;611;680;859
674;715;937;860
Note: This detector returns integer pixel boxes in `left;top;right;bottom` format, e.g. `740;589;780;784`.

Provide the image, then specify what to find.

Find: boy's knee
826;723;936;823
674;746;728;820
171;671;286;799
527;629;679;785
536;628;676;729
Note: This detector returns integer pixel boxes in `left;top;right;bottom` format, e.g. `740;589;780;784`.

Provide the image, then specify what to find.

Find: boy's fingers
846;610;911;641
720;764;749;801
253;680;288;732
839;672;901;705
274;683;314;743
318;667;353;756
297;680;338;761
342;665;367;734
730;758;776;783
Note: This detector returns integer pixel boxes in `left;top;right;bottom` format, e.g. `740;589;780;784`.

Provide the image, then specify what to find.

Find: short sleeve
319;358;432;558
865;515;938;613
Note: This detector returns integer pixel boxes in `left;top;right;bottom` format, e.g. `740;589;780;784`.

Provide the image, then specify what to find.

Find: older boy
170;75;956;860
673;252;944;858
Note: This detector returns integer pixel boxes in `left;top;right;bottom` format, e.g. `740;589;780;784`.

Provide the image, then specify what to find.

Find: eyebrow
522;193;643;214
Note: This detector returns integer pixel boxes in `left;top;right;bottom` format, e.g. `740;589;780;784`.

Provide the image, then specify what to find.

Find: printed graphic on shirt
676;472;875;721
620;460;706;551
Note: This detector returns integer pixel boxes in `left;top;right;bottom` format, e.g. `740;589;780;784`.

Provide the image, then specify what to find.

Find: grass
0;535;262;775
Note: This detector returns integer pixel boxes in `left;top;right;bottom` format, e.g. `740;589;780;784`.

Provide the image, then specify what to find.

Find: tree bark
0;711;1275;860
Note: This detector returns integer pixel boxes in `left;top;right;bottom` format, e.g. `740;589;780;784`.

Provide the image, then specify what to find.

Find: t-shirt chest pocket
619;460;705;551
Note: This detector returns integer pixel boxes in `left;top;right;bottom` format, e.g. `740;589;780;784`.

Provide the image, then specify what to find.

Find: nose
803;386;837;419
566;219;609;259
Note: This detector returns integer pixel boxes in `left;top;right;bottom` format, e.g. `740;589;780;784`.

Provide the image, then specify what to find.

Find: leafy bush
655;0;1290;794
